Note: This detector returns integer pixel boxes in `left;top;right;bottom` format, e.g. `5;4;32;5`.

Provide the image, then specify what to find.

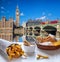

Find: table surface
0;42;60;62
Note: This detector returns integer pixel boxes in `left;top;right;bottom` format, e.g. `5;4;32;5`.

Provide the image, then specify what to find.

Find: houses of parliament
0;6;24;41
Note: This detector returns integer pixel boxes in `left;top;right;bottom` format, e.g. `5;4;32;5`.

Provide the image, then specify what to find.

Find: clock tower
16;5;20;27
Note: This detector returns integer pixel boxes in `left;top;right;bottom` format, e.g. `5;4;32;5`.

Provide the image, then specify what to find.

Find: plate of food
35;34;60;50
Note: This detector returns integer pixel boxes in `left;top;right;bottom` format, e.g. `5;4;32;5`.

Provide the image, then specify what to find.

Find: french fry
0;39;25;60
6;44;24;59
36;54;48;59
23;40;31;46
36;55;40;59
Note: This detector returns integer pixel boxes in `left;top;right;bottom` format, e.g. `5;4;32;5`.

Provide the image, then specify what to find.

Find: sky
0;0;60;25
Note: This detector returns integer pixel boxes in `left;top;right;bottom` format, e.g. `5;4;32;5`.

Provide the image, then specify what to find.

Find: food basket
36;42;60;50
34;38;60;50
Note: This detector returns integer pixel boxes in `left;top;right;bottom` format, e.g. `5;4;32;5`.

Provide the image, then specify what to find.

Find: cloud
36;16;46;20
1;6;5;9
22;21;26;27
1;6;9;12
20;12;24;16
40;16;46;19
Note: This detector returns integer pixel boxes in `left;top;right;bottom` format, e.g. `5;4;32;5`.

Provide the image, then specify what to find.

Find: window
10;35;12;41
0;30;1;33
2;22;4;27
0;35;1;38
10;22;13;27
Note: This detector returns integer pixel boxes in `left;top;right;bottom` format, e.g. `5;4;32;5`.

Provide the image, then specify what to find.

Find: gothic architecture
0;17;13;41
15;6;20;27
0;6;24;41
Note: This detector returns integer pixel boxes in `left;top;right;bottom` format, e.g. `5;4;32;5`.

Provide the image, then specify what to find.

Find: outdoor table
0;42;60;62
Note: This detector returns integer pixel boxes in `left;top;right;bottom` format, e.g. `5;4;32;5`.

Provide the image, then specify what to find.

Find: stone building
26;19;60;37
26;19;42;36
0;17;13;41
0;6;24;41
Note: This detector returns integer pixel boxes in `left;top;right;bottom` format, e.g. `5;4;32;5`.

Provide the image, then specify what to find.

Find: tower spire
16;5;20;27
16;5;19;11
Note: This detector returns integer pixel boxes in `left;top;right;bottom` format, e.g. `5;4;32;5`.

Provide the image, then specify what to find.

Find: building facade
0;6;24;41
26;19;42;36
26;19;60;38
0;17;13;41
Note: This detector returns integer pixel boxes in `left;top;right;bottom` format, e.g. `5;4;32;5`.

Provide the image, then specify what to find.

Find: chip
6;44;24;60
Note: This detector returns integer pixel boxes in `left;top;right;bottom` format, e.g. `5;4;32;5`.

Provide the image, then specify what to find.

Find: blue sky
0;0;60;25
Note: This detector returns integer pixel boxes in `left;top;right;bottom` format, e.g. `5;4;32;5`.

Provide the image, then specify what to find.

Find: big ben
15;5;20;42
16;5;20;27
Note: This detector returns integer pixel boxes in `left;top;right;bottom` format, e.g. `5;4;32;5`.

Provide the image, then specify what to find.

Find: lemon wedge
53;41;60;46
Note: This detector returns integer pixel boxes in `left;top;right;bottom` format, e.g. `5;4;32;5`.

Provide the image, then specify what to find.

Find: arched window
29;27;33;31
34;27;40;36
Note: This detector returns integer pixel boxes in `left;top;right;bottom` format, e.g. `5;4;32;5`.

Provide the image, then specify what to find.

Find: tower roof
16;5;19;12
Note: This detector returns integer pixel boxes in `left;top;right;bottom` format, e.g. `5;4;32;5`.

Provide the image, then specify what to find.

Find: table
0;43;60;62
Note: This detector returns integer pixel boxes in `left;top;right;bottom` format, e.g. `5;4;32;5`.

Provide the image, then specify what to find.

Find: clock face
16;12;19;15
